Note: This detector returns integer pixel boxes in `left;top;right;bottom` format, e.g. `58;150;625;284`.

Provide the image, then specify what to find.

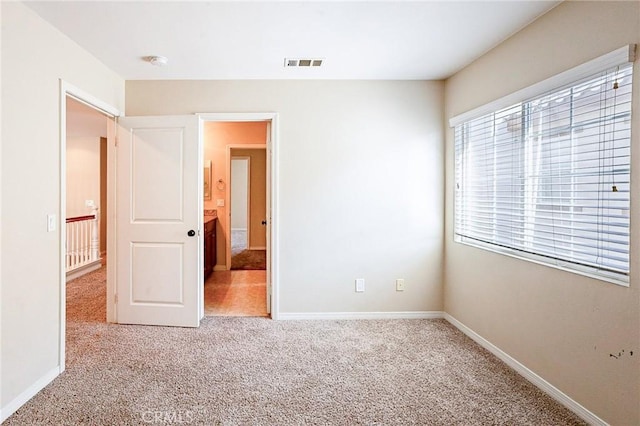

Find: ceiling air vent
285;58;323;68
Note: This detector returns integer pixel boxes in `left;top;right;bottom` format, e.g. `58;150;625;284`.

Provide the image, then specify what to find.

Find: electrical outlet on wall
396;279;405;291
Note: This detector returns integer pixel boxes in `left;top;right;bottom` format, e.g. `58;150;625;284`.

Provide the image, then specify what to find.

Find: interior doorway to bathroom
200;116;275;317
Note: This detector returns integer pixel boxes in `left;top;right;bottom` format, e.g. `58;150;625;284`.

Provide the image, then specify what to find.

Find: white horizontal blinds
455;62;633;277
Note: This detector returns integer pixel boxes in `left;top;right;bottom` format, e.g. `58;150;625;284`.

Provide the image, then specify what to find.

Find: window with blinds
454;62;633;284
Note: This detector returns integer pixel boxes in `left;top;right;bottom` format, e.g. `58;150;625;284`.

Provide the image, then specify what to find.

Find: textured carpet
231;230;266;270
231;249;267;270
5;268;586;426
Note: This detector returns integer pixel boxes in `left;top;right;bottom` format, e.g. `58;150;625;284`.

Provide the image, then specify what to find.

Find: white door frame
198;113;279;319
59;81;121;372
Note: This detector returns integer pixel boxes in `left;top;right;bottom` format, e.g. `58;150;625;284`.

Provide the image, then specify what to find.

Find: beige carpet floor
5;268;586;425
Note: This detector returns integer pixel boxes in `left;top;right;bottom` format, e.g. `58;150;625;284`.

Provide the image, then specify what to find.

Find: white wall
443;2;639;424
66;97;108;139
3;1;633;424
231;158;249;230
65;97;107;244
66;92;106;219
1;2;124;419
66;137;100;218
127;80;445;314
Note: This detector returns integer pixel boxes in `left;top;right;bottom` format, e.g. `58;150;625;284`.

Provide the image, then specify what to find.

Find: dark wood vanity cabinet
203;217;217;279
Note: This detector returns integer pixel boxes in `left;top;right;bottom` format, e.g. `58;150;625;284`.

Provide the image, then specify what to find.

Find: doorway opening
64;97;112;328
230;150;267;271
59;82;120;370
65;97;108;278
200;116;276;318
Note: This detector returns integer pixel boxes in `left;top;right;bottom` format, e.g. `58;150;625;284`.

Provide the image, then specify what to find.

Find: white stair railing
66;206;100;273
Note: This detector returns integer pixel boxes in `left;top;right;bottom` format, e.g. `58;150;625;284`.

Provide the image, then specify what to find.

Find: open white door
116;115;202;327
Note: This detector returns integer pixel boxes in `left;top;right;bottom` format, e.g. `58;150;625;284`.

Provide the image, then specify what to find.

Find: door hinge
114;293;118;304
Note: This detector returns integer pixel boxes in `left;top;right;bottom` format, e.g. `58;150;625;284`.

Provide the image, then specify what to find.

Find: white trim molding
62;81;122;119
278;311;444;320
444;313;607;426
449;44;636;127
0;367;59;423
65;260;102;282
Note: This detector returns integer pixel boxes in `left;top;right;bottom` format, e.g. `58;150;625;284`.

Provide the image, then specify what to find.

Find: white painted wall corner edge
277;311;445;320
0;367;60;423
443;313;608;426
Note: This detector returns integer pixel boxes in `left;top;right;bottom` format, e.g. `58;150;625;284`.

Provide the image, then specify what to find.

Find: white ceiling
26;1;560;80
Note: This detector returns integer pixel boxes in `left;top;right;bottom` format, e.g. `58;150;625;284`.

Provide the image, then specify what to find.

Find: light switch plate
355;278;365;292
47;214;56;232
216;199;225;207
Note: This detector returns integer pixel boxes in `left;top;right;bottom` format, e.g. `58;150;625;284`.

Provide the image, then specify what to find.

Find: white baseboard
1;367;59;422
443;313;607;426
231;228;247;232
278;311;444;320
66;260;101;282
0;314;604;425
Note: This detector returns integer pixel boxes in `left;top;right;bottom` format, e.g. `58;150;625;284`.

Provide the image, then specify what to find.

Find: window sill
454;236;630;288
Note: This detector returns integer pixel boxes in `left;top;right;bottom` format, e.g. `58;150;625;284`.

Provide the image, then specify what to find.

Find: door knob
261;220;267;226
187;230;196;237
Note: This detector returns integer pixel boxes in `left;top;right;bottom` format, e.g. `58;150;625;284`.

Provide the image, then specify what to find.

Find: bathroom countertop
204;209;217;222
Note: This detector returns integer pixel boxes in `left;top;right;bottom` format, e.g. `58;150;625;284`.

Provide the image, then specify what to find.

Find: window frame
449;45;636;287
